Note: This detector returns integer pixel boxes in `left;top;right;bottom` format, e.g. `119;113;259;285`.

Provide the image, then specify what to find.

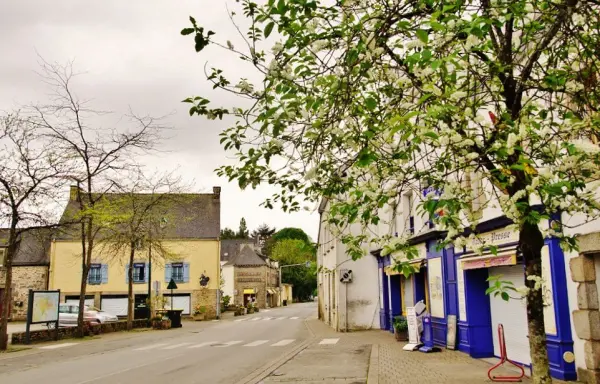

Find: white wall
222;265;235;305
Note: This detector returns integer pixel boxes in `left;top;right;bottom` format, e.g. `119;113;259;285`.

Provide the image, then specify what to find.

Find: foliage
271;239;317;301
265;227;313;257
193;305;207;315
222;295;231;307
393;316;408;332
220;227;237;239
237;217;250;238
251;223;277;239
184;0;600;381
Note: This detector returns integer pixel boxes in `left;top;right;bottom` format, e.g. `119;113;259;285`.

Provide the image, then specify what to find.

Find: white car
55;304;118;328
86;306;119;324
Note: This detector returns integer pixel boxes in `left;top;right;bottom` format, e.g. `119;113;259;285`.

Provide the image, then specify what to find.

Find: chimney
213;186;221;199
69;185;80;201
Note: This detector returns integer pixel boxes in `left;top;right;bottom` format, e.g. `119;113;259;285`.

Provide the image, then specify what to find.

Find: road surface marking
262;317;273;320
215;340;243;347
319;338;340;345
271;339;295;346
250;317;261;321
39;343;78;350
163;343;191;350
189;341;217;348
274;317;286;320
243;340;269;347
234;318;248;322
290;316;299;319
263;309;271;312
133;343;168;351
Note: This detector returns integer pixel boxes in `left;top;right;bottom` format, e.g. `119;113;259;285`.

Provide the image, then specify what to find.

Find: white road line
274;316;286;320
234;318;248;322
163;343;191;350
319;338;340;345
263;309;271;312
189;341;217;349
271;339;295;347
215;340;243;347
290;316;299;319
39;342;78;350
133;343;168;351
262;317;273;320
243;340;269;347
250;317;261;321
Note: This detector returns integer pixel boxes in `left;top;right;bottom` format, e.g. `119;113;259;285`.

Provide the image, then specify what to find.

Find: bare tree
96;169;187;330
29;59;165;337
0;113;69;350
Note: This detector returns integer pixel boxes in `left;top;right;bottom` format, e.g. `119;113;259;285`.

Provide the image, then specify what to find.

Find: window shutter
126;263;130;284
165;264;172;282
144;263;149;283
183;263;190;283
101;264;109;284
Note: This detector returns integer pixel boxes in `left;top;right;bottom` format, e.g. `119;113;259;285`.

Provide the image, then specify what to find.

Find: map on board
31;291;59;323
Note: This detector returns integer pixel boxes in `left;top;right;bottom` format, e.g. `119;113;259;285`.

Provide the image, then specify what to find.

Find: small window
171;263;184;282
88;264;102;285
132;263;145;283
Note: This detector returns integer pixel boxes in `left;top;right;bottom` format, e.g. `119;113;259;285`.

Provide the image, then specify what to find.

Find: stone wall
571;232;600;384
0;266;48;321
11;319;149;345
234;266;268;308
191;288;218;319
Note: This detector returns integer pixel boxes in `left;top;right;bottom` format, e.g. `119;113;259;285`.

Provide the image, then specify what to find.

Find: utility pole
147;242;152;321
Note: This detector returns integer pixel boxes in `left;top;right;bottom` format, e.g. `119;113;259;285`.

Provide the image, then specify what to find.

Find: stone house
0;229;51;321
49;186;222;319
221;240;280;309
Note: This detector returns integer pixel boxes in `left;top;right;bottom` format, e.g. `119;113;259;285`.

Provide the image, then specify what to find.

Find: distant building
220;239;280;308
0;229;52;321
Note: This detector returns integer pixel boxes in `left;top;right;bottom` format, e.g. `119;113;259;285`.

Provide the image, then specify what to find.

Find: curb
367;344;379;384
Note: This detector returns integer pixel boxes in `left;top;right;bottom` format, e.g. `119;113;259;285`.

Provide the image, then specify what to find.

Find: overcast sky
0;1;318;239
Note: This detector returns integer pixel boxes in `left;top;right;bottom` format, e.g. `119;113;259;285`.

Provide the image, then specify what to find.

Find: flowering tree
183;0;600;382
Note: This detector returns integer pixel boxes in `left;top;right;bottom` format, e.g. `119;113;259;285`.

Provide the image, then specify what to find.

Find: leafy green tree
237;217;250;239
183;1;600;382
270;239;316;302
265;227;313;257
220;227;237;239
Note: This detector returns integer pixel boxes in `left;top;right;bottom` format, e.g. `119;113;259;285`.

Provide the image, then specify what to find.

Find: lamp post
278;261;311;306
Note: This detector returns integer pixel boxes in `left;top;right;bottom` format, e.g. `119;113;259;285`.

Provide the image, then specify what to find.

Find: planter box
193;314;206;321
152;319;171;330
394;329;408;341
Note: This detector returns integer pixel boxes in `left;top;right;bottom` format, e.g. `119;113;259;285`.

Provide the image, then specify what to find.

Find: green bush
393;316;408;332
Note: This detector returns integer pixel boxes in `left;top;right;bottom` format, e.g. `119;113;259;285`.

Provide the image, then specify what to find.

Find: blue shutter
165;264;172;282
144;263;149;283
183;263;190;283
126;263;130;284
101;264;109;284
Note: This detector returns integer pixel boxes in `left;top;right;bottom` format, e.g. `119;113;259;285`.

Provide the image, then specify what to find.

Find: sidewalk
304;319;566;384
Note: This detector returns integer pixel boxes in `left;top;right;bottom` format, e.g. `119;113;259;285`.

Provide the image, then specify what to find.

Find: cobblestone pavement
305;320;571;384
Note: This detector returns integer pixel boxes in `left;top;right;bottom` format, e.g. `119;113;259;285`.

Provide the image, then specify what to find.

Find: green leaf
264;22;275;38
416;29;429;44
501;292;510;301
365;97;377;111
181;28;195;36
431;60;442;70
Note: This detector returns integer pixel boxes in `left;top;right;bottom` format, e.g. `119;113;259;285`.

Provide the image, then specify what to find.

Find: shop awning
384;258;426;275
268;288;277;295
460;249;517;270
243;288;256;294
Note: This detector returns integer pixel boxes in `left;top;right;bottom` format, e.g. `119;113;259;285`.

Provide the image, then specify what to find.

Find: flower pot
193;313;206;321
394;328;408;341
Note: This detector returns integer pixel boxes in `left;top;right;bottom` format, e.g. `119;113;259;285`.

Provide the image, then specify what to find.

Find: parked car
54;304;117;328
86;306;119;324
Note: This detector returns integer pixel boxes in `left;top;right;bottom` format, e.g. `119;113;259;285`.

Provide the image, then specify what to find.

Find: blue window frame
132;263;146;283
88;264;102;285
171;263;184;282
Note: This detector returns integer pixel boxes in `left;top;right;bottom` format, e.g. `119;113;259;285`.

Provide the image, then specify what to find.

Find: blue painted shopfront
454;219;576;381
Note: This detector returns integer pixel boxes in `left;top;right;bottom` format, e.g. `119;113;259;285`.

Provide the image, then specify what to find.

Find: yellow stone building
49;186;222;318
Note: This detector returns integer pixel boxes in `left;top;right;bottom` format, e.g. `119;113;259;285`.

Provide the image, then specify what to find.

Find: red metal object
488;324;526;382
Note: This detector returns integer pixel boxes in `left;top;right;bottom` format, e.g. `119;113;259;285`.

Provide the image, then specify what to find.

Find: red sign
462;254;516;270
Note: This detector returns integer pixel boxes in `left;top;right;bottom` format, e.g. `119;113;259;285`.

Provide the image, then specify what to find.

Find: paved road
0;302;318;384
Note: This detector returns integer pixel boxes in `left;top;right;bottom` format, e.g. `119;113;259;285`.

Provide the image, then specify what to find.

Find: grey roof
0;229;51;266
56;187;221;240
220;239;256;262
226;245;266;267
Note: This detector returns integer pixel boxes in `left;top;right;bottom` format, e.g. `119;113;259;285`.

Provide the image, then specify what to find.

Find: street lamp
279;261;311;306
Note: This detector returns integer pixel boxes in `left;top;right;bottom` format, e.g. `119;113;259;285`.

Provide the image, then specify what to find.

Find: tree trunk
127;243;135;331
77;218;93;338
0;229;18;351
520;221;552;384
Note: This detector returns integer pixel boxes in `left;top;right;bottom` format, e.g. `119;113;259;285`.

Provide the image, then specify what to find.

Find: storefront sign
465;227;519;253
462;254;517;270
428;257;444;318
456;260;467;321
237;278;262;283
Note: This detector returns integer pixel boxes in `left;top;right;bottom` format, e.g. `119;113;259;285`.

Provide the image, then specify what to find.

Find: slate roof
220;239;256;263
226;244;266;267
0;229;52;266
55;186;221;240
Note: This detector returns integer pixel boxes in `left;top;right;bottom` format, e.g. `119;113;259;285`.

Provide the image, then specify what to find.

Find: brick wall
0;266;48;321
11;319;149;345
191;288;218;319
